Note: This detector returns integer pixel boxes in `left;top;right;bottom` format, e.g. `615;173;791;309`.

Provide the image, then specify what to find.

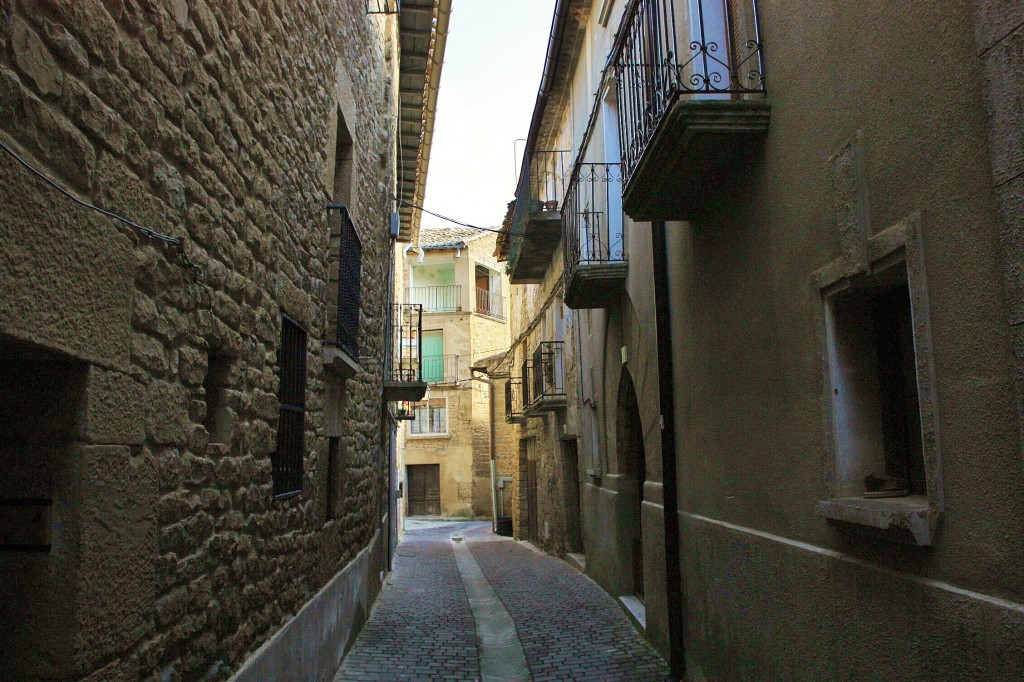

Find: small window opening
274;317;307;499
826;263;925;498
203;353;234;445
333;111;354;207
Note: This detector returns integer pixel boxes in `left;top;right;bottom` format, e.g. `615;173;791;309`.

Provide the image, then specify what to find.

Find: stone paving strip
335;523;480;681
466;528;669;682
337;521;668;681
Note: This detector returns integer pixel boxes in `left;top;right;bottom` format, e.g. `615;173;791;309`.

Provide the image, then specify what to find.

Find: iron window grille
531;341;566;405
333;206;362;359
274;316;307;499
563;162;626;277
390;303;423;383
366;0;400;13
611;0;767;185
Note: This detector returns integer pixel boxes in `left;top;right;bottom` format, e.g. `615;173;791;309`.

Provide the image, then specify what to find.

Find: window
410;397;447;436
203;353;234;445
824;263;925;498
274;316;307;498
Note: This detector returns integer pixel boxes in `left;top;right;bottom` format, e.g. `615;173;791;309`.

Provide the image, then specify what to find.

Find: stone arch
615;369;646;599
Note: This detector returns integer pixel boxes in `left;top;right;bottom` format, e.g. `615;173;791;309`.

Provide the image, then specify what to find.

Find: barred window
274;316;307;498
410;398;447;435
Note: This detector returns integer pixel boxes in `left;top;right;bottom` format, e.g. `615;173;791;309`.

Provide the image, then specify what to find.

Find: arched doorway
616;370;645;600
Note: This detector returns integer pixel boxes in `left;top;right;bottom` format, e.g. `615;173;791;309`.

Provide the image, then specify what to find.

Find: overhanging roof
397;0;451;243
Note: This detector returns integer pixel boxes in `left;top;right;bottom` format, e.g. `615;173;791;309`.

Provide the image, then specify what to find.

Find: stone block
145;380;192;445
71;444;157;672
79;366;145;445
982;23;1024;186
11;14;63;97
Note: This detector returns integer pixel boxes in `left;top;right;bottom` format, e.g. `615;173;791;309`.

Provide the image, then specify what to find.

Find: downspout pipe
652;221;686;680
470;368;499;533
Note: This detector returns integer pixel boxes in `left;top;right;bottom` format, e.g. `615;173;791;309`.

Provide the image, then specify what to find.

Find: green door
421;331;444;382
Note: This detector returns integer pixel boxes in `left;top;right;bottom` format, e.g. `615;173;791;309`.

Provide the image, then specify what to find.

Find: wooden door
526;459;539;541
407;464;441;516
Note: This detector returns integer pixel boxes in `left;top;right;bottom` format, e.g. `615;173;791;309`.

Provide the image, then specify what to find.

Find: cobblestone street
336;521;668;681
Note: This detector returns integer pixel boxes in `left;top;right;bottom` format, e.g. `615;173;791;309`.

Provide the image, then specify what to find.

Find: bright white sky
420;0;557;231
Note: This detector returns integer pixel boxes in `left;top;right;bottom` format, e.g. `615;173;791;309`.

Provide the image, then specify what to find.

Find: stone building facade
0;0;447;680
499;0;1024;678
394;228;511;523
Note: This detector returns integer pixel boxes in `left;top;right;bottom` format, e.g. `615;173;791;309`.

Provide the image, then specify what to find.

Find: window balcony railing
407;285;462;313
504;378;528;424
610;0;769;220
422;354;459;384
506;150;572;283
384;303;428;402
475;287;507;320
527;341;566;414
563;163;627;309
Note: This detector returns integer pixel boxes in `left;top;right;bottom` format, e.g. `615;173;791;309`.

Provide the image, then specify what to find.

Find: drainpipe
652;221;685;680
470;368;499;532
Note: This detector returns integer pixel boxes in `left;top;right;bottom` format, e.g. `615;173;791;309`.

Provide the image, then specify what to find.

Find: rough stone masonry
0;1;403;679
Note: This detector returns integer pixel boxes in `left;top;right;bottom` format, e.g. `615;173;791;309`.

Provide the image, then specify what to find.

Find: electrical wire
0;140;204;279
394;196;556;241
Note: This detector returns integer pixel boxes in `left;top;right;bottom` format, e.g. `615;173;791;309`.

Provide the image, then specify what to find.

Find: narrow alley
337;521;668;682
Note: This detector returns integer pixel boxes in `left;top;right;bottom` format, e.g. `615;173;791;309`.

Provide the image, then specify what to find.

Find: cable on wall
0;140;205;280
393;195;558;242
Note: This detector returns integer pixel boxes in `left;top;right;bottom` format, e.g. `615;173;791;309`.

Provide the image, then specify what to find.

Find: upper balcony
384;303;428;402
563;163;627;309
526;341;567;415
506;150;571;283
422;354;459;384
324;206;362;379
407;285;462;313
611;0;769;220
475;287;507;321
504;378;528;424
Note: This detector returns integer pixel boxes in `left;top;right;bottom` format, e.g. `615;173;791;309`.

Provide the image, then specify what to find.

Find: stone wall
0;1;400;679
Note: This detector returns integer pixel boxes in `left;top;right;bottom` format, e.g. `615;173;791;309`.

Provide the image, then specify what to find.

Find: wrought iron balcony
611;0;770;220
407;285;462;313
527;341;566;414
505;378;528;424
324;206;362;378
475;287;506;320
422;354;459;384
506;150;571;283
563;163;627;309
384;303;428;402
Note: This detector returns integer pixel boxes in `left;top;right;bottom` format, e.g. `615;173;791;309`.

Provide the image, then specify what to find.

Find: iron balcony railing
333;206;362;359
507;150;572;269
422;354;459;384
563;163;626;277
390;303;423;383
407;285;462;313
475;287;507;320
531;341;566;406
611;0;767;185
505;378;528;422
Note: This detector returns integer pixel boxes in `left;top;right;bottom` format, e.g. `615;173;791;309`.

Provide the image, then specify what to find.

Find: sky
420;0;557;231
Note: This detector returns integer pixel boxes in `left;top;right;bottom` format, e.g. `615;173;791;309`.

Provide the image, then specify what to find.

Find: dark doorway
520;438;540;541
616;371;646;600
561;439;583;553
407;464;441;516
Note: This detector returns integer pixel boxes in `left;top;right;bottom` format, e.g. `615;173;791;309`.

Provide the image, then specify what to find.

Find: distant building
394;227;512;523
0;1;448;679
498;0;1024;678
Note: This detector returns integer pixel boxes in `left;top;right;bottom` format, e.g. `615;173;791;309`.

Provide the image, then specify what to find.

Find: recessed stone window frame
813;212;943;546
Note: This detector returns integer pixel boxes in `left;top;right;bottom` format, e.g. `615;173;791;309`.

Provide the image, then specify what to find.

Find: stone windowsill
406;433;450;440
817;495;938;546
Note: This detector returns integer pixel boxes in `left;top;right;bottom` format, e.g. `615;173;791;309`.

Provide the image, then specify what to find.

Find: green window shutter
421;332;444;382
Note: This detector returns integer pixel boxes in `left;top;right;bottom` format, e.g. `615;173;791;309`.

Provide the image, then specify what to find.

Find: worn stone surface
0;0;401;678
